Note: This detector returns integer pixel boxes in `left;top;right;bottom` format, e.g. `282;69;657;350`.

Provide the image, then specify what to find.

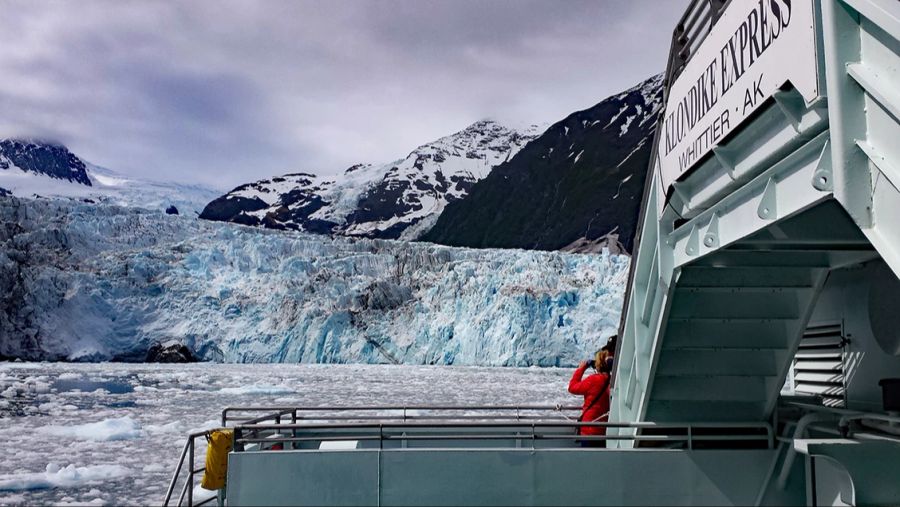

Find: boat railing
164;405;585;506
216;405;774;452
163;430;216;507
220;404;584;426
165;404;775;507
230;419;774;452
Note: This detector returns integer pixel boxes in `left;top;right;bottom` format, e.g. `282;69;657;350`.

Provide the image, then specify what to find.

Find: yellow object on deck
201;429;233;490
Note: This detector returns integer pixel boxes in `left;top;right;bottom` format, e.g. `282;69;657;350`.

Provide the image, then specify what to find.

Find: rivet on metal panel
812;140;833;191
758;177;778;220
685;225;700;256
703;213;720;248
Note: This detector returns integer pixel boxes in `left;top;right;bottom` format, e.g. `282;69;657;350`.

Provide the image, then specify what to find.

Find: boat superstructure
612;0;900;504
165;0;900;505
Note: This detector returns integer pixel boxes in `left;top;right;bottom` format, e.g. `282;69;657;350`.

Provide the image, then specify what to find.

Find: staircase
627;198;876;427
611;0;900;446
646;263;827;422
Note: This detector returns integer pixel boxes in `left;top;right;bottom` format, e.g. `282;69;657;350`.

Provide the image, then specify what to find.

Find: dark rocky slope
422;74;663;254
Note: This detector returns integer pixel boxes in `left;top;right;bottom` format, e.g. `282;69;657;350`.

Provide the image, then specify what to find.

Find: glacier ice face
0;197;628;366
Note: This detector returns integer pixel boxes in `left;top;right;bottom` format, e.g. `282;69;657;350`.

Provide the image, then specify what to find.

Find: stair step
689;250;836;268
794;372;844;383
799;335;844;348
793;383;845;396
656;349;787;376
679;266;817;288
650;375;771;402
794;350;841;360
690;249;873;269
675;286;814;293
663;319;797;349
669;289;808;319
794;359;842;371
667;317;797;322
645;400;768;423
664;345;789;352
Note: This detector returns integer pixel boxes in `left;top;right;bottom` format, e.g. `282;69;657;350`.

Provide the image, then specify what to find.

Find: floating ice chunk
141;463;166;473
218;384;293;395
144;421;184;434
40;416;143;441
187;419;223;434
0;493;27;504
0;463;130;491
52;497;105;506
57;373;81;380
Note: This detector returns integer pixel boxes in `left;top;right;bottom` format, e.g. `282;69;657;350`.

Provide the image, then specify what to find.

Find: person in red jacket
569;348;613;447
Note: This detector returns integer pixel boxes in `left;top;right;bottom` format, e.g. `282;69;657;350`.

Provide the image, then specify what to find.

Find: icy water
0;363;572;506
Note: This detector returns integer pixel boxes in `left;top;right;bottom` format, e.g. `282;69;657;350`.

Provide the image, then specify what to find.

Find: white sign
657;0;819;193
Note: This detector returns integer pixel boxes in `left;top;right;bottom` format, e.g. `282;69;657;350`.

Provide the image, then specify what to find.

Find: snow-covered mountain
0;140;92;186
200;120;544;239
0;196;627;365
0;139;221;215
424;74;664;253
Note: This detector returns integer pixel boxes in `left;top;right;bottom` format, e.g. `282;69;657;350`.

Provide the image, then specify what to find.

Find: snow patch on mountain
1;197;626;366
200;120;544;239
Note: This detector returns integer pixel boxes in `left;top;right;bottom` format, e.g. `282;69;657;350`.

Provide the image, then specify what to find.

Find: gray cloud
0;0;687;189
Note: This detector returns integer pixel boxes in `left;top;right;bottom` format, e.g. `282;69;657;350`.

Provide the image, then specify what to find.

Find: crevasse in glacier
0;197;628;365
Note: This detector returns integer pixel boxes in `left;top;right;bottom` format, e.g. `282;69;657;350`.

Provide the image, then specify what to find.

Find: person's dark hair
600;334;618;354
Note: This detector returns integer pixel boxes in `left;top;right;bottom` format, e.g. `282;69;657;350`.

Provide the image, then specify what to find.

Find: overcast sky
0;0;687;189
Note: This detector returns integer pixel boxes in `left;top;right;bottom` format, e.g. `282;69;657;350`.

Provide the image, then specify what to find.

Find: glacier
0;197;628;365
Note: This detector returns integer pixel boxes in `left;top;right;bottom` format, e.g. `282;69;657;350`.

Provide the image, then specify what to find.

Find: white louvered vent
792;322;846;407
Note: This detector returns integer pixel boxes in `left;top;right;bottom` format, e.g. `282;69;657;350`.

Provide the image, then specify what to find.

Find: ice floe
40;417;143;442
0;463;130;492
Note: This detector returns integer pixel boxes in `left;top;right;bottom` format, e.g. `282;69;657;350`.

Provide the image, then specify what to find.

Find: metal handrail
235;420;771;430
163;430;209;507
230;418;774;452
235;433;766;443
227;415;572;422
221;404;583;426
165;407;308;506
167;405;774;506
223;404;581;415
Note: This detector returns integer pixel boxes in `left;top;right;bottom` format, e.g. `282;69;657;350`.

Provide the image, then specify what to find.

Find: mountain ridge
422;74;663;253
199;119;544;239
0;139;221;215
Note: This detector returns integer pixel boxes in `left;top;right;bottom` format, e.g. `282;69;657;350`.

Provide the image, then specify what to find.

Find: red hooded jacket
568;364;610;435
